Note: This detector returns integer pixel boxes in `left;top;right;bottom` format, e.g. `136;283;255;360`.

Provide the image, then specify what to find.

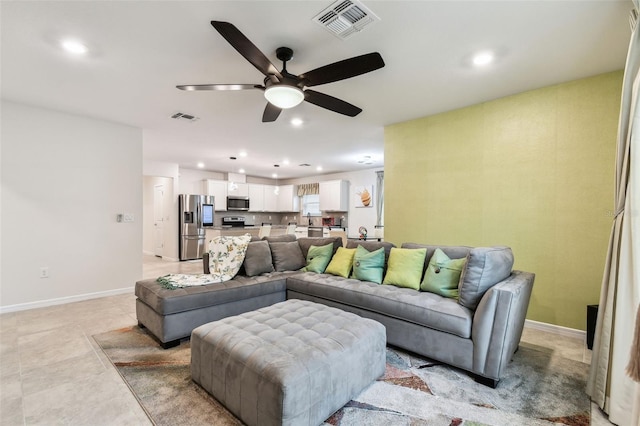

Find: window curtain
375;171;384;227
297;183;319;196
586;3;640;425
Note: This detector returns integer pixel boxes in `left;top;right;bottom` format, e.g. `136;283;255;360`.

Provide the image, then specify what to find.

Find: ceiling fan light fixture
264;85;304;109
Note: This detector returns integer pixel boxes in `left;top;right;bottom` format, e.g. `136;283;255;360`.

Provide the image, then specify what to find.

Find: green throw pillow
302;243;334;273
325;247;356;278
352;245;385;284
421;248;467;298
382;248;427;290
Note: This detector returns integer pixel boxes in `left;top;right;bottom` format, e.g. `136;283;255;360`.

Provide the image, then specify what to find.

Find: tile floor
0;255;613;425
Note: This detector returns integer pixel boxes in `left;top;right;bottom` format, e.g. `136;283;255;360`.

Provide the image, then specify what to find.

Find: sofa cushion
302;243;334;273
401;243;472;275
351;245;385;284
346;241;396;269
262;234;297;243
135;273;290;316
382;248;427;290
297;237;342;259
420;248;466;299
325;247;356;278
287;272;473;338
269;241;306;272
242;240;274;276
458;247;514;310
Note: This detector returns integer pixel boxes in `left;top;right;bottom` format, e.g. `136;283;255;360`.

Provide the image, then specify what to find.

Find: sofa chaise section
135;274;288;348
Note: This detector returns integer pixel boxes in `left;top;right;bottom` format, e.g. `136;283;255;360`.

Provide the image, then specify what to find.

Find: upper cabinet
228;182;249;197
319;180;349;212
263;185;279;212
277;185;299;212
248;184;265;212
204;180;227;211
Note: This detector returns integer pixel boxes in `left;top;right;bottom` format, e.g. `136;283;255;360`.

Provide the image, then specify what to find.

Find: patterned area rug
93;326;590;426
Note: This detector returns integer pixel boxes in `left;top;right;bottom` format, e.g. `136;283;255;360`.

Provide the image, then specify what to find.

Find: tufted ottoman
190;299;386;426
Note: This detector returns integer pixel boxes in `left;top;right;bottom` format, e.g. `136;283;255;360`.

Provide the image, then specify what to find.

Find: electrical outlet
269;216;271;220
40;267;49;278
123;213;134;223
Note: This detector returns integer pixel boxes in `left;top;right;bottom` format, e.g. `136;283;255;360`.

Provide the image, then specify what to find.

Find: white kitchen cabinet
319;180;349;212
228;182;249;197
248;184;265;212
204;179;227;211
277;185;299;212
263;185;278;212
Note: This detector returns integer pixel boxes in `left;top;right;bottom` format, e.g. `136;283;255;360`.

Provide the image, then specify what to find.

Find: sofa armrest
471;270;535;380
203;253;209;274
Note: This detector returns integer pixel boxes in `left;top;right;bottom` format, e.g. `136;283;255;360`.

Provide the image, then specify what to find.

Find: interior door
154;184;164;257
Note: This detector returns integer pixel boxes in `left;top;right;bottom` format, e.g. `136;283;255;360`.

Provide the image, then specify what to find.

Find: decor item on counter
355;185;374;207
359;226;368;239
176;21;385;122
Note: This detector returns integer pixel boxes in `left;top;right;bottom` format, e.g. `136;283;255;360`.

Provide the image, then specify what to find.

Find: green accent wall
384;71;622;330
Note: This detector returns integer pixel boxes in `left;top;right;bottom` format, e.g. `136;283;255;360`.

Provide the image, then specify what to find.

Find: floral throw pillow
208;234;252;280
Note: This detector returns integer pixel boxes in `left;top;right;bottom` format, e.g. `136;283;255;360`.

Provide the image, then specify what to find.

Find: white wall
1;101;143;310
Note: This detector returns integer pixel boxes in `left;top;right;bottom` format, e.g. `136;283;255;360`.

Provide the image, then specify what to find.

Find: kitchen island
205;225;289;241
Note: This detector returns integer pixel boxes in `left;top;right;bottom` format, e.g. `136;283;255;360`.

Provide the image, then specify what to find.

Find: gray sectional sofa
135;236;534;387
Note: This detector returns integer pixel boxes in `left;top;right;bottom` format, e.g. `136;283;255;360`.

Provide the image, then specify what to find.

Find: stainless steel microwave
227;196;250;211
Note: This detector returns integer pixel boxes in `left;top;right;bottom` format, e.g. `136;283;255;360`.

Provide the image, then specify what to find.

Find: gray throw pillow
263;234;297;243
269;241;306;272
243;240;274;276
458;247;514;310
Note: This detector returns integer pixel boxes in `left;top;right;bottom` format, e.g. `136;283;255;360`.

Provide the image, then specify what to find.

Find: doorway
153;184;164;257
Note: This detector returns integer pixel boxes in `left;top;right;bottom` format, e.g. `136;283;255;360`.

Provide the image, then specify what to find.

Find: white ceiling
1;1;631;179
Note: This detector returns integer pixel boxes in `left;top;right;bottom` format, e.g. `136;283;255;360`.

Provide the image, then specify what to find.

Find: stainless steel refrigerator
178;194;215;260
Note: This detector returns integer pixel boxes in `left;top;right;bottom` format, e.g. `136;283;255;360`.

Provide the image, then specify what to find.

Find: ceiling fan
177;21;385;122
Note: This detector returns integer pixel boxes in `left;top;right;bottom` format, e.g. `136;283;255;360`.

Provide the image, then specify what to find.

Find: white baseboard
524;319;586;341
0;287;134;314
142;250;155;256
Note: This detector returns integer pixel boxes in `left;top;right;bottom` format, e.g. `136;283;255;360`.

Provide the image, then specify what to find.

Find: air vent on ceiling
170;112;199;122
313;0;380;40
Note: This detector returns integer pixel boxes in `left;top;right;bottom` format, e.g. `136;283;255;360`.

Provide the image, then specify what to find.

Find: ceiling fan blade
304;90;362;117
176;84;262;91
298;52;385;87
211;21;282;79
262;102;282;122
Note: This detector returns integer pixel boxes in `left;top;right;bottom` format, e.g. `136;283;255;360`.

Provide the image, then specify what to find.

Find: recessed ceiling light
272;173;278;178
61;39;88;55
291;118;304;126
282;159;290;165
197;162;205;168
316;166;323;171
473;51;494;66
239;168;245;174
239;151;248;157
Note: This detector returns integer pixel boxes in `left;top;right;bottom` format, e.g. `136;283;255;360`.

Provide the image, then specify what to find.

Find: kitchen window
301;194;321;216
